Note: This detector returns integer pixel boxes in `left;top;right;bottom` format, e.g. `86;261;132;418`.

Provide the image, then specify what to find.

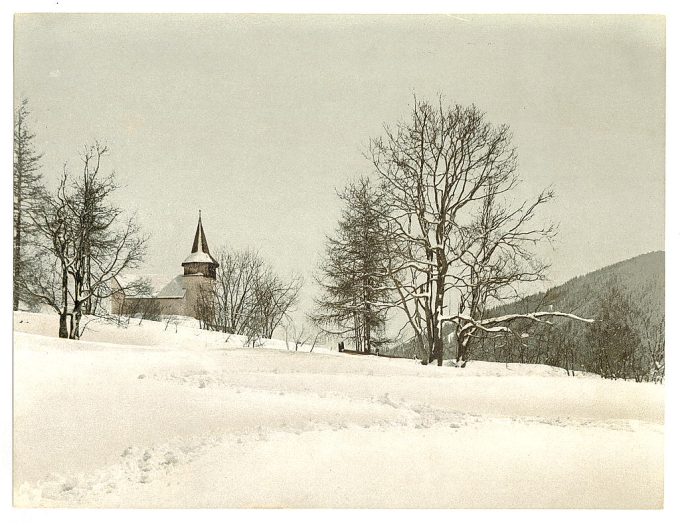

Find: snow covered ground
13;312;664;508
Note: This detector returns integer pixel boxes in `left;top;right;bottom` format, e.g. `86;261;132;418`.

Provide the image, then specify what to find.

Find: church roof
182;212;218;266
182;251;214;264
156;275;187;299
113;274;183;298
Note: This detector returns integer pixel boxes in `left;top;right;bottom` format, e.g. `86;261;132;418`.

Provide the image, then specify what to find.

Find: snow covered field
13;312;664;508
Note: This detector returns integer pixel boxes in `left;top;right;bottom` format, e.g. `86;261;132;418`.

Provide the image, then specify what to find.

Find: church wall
111;289;125;316
115;296;186;318
157;298;186;316
110;277;213;320
110;216;218;321
182;275;213;318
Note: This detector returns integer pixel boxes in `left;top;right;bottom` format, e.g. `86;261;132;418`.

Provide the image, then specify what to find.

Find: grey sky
14;14;665;324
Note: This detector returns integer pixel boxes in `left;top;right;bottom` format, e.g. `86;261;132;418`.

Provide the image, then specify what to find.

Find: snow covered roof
113;274;186;299
156;276;187;299
114;273;168;297
182;251;215;264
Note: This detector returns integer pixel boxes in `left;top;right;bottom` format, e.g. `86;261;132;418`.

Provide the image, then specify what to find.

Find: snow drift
13;312;663;508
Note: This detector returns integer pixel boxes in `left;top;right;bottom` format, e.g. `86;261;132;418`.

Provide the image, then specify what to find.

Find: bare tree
255;268;303;339
20;180;76;337
209;248;264;334
284;317;322;352
71;143;119;315
164;315;182;334
196;246;302;340
372;97;592;366
642;316;665;383
22;145;146;339
15;246;70;337
13;98;44;310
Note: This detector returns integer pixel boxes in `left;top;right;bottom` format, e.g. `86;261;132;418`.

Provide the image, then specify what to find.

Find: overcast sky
14;14;665;322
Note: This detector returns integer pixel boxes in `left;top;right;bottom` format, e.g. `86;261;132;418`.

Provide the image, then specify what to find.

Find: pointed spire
182;211;219;274
191;211;211;255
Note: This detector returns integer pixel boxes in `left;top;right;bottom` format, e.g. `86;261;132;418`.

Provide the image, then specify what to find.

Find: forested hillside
494;251;664;321
386;252;664;381
470;251;664;380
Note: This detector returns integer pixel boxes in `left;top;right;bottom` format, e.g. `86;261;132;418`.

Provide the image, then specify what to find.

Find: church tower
181;211;219;279
180;212;219;318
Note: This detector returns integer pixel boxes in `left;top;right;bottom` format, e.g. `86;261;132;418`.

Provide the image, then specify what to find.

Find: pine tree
312;177;391;353
586;280;642;380
13;98;44;310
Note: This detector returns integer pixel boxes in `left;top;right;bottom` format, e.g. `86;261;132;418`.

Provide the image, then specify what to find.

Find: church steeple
190;210;212;256
181;211;219;279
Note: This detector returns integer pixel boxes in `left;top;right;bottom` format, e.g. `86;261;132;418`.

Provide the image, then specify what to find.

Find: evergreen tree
13;98;44;310
586;280;642;380
312;177;391;353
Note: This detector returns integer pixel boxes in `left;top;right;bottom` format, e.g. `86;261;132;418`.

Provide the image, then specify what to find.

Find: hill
458;251;665;378
386;252;665;379
13;311;663;507
489;250;664;322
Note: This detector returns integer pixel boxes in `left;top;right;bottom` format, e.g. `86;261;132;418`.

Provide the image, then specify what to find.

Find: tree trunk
425;333;436;364
58;312;69;339
432;301;444;366
456;332;469;366
365;321;371;354
362;306;371;354
84;253;93;315
13;191;21;311
432;255;448;366
69;309;82;340
59;264;70;338
434;335;444;366
416;332;429;365
354;312;361;353
70;277;82;339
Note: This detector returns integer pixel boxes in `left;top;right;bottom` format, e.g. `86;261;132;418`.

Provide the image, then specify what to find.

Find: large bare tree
21;144;146;338
372;97;591;366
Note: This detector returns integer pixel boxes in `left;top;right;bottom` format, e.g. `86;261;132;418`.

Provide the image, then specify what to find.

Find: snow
155;275;187;299
13;311;328;353
13;312;664;508
182;251;214;264
113;273;174;296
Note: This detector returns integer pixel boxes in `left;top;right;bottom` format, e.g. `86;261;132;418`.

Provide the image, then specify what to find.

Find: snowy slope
13;312;664;508
13;311;332;353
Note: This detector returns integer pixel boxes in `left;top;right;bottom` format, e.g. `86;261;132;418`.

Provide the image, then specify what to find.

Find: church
111;213;219;319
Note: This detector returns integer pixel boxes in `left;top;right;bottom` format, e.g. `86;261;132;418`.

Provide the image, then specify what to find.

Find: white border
2;2;677;525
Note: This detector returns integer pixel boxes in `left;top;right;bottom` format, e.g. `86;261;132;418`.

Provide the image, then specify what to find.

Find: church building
111;213;219;319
